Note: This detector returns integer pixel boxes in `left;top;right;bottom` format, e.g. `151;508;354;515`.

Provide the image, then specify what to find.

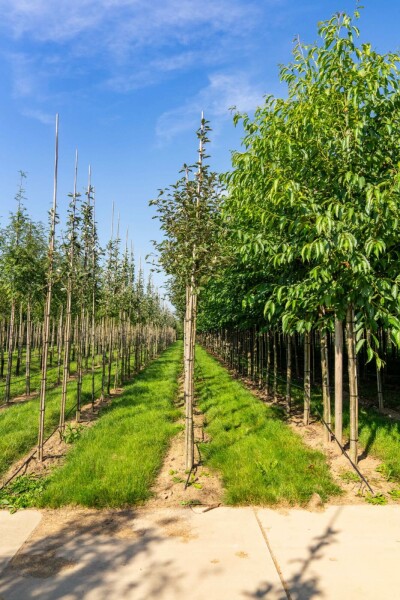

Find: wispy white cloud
156;72;265;143
0;0;265;103
0;0;257;49
21;108;55;125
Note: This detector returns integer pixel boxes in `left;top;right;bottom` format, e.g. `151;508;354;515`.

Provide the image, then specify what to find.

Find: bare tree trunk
25;301;31;396
377;362;384;412
346;304;359;464
184;284;196;470
76;309;84;422
56;307;63;385
273;331;278;401
15;303;24;376
5;300;15;404
320;329;332;443
304;332;311;425
286;335;292;414
334;318;343;445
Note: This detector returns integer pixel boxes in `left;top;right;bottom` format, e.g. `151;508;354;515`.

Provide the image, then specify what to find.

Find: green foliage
61;423;84;444
180;499;201;506
150;118;223;300
339;470;361;484
388;488;400;499
376;463;396;482
365;492;388;506
0;475;47;513
197;9;400;358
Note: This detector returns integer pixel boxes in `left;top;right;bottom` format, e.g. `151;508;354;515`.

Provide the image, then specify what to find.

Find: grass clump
38;343;182;508
195;346;340;506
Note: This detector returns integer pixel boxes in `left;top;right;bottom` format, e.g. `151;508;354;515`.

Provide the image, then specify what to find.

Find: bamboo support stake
38;113;59;462
60;149;78;434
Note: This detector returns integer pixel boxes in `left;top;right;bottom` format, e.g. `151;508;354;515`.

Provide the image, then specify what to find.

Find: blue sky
0;0;399;291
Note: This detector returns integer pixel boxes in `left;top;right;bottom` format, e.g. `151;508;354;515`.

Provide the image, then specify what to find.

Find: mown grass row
195;346;341;505
38;342;182;507
0;361;105;479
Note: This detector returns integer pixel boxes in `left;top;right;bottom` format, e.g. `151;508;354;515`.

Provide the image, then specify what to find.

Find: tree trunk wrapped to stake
346;304;359;464
304;332;311;425
38;113;59;463
334;317;343;445
320;329;332;443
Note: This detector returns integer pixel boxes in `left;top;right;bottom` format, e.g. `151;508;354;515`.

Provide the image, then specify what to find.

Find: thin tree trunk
377;362;384;412
38;114;59;462
56;307;63;386
25;301;31;396
15;303;24;376
320;329;332;443
5;300;15;404
184;284;196;470
334;318;343;445
273;331;278;401
304;332;311;425
346;304;359;464
286;335;292;414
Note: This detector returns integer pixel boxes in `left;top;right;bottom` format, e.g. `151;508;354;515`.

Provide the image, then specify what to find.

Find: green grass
195;346;340;505
0;360;106;479
0;350;104;406
38;342;183;508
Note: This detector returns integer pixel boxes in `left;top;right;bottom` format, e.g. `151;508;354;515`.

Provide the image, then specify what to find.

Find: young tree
151;116;222;469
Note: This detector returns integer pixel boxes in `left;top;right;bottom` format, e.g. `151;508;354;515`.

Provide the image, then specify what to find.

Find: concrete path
257;505;400;599
0;505;399;599
0;509;42;574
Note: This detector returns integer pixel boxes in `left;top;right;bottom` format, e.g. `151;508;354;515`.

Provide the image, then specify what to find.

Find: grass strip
39;342;183;508
0;360;106;479
0;352;104;406
196;346;341;505
0;349;145;479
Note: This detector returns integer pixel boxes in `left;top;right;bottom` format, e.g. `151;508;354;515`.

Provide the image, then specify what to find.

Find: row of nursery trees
1;120;176;462
152;10;400;466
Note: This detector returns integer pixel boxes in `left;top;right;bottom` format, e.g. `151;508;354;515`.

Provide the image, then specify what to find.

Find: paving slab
0;507;285;600
257;505;400;599
0;509;42;574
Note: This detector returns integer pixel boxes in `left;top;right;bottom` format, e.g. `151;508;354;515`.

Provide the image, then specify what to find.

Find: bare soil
146;382;224;510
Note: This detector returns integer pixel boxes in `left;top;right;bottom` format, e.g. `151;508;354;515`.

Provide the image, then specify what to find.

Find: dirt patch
11;550;76;578
286;408;399;505
145;384;224;510
155;517;197;543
